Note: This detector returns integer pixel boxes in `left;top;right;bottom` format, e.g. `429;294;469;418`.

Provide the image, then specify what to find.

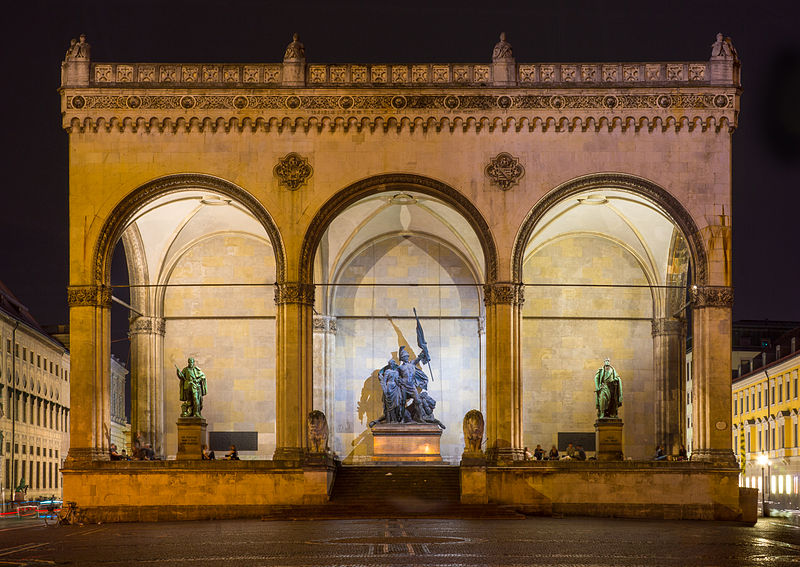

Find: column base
690;449;737;466
486;447;525;464
273;446;305;463
66;447;109;462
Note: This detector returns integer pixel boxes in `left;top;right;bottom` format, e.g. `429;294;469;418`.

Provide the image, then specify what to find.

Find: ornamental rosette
485;152;525;190
274;153;313;190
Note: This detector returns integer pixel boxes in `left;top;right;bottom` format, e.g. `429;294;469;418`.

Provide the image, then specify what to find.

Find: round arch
298;173;498;285
94;173;286;285
511;173;708;285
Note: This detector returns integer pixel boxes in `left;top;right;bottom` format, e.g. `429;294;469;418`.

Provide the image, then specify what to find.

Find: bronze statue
369;310;444;429
594;358;623;419
176;358;207;417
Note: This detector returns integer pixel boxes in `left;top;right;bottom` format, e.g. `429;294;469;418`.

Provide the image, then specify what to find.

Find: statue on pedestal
594;358;623;419
369;310;445;429
176;358;207;418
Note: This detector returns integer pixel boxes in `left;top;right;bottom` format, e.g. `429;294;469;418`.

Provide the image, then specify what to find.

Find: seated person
142;443;155;460
224;444;239;460
548;445;559;460
202;444;215;460
120;449;131;460
677;445;688;461
565;443;576;459
109;443;122;461
533;445;545;460
654;445;667;461
575;444;587;461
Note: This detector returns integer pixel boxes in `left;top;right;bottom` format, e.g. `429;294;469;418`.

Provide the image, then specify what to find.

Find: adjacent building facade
0;281;70;501
732;327;800;509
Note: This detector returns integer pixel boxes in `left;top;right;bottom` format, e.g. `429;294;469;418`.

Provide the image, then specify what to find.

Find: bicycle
57;501;79;526
38;501;61;526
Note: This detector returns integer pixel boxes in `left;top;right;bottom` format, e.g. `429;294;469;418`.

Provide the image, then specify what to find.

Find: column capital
483;282;524;306
129;316;166;336
67;285;113;308
651;317;686;337
691;285;733;308
312;315;337;333
274;282;315;306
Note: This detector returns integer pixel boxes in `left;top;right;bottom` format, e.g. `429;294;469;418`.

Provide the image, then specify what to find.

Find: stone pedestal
176;417;207;460
371;423;443;462
595;418;623;461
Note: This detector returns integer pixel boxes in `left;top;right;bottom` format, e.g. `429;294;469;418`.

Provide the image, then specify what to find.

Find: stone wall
522;236;654;458
163;234;276;458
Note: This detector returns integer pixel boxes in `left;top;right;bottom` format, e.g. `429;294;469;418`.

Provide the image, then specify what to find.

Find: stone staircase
260;465;524;520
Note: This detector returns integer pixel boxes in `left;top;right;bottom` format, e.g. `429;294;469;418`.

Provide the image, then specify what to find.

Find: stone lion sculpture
307;410;329;453
463;409;484;453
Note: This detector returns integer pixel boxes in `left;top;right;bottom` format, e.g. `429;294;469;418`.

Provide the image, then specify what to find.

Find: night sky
3;0;799;344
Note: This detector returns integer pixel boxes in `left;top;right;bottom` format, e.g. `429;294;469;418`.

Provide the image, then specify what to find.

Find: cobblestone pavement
0;516;798;566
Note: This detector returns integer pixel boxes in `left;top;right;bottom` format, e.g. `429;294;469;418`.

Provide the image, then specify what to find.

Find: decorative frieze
129;316;166;336
274;282;315;306
483;283;524;306
485;152;525;190
274;153;312;190
691;285;733;308
67;285;113;308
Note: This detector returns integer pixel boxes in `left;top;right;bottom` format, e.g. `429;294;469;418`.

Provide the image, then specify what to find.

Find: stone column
66;285;112;461
690;286;736;464
312;315;337;423
652;317;686;454
274;282;315;461
129;316;166;455
483;283;524;463
478;316;487;419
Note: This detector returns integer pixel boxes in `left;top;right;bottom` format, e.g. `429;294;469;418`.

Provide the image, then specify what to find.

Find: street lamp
757;454;770;517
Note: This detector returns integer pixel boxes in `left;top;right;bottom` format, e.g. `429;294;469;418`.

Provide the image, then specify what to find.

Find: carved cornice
511;173;709;286
94;173;286;284
129;316;166;336
691;285;733;309
67;285;113;308
274;282;316;306
483;283;524;306
62;91;738;134
651;318;685;337
298;173;497;285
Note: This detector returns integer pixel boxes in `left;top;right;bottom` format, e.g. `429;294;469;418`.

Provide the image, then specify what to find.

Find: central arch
299;173;498;285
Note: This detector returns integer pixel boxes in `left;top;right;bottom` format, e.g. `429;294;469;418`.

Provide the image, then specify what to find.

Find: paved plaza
0;516;798;566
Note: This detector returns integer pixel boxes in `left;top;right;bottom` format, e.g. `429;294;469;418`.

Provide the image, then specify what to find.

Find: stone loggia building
60;32;748;521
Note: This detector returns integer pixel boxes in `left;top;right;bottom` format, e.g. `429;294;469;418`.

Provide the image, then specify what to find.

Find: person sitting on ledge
533;444;544;460
565;443;576;459
548;445;559;460
654;445;667;461
202;444;215;460
109;443;122;461
120;449;131;460
224;445;239;460
575;445;587;461
677;445;688;461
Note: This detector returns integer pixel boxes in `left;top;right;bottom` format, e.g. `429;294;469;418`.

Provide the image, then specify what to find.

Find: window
30;351;34;363
55;364;59;375
758;390;762;409
740;396;744;414
5;339;9;353
795;422;798;448
746;396;749;413
49;362;53;373
746;432;750;452
772;427;776;449
772;385;775;404
779;382;783;402
733;397;738;415
22;347;26;360
752;391;755;410
37;355;40;368
15;344;19;357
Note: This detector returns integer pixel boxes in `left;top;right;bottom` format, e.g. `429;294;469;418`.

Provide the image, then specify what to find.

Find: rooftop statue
492;32;513;62
594;358;623;419
284;32;305;61
370;310;445;429
65;34;90;60
710;32;737;61
176;358;207;418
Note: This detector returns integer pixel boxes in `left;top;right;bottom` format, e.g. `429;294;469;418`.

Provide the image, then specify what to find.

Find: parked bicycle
38;500;61;526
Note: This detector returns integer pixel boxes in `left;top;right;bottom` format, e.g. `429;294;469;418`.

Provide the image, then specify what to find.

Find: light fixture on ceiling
389;193;417;205
576;194;608;205
200;195;231;206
